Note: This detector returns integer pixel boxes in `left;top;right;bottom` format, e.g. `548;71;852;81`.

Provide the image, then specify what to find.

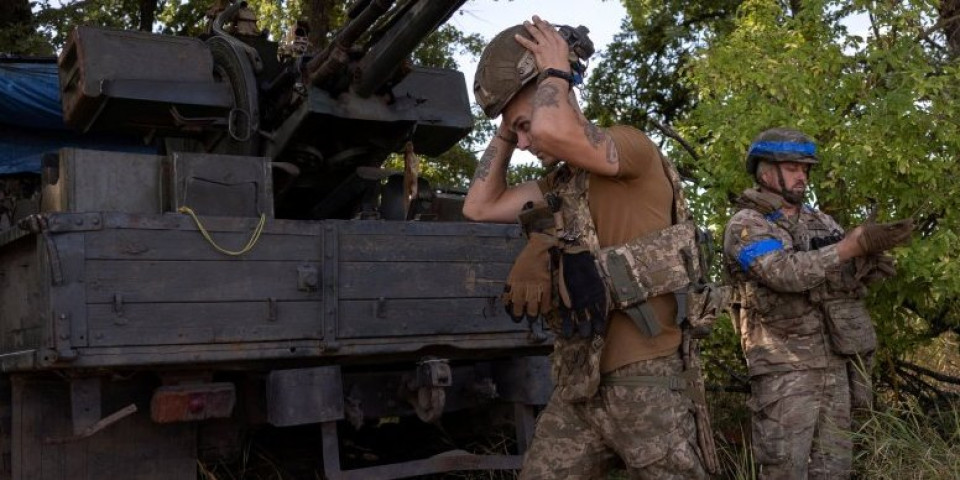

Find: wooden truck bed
0;212;544;371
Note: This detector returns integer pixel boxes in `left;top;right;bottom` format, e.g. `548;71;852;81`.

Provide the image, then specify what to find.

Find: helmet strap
758;164;804;206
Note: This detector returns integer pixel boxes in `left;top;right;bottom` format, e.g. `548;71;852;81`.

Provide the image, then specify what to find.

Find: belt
601;369;703;404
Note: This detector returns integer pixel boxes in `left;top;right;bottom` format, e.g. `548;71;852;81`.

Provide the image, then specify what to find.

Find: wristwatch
537;68;575;89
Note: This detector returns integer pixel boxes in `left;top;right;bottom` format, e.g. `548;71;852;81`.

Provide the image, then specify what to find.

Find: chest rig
733;190;875;355
546;153;704;338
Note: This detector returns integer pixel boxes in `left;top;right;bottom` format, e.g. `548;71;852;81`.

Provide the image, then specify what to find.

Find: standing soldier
723;128;913;479
465;16;719;479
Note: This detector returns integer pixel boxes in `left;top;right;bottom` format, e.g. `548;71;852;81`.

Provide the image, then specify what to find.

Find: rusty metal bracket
44;213;104;233
53;312;78;361
297;264;319;292
400;357;451;423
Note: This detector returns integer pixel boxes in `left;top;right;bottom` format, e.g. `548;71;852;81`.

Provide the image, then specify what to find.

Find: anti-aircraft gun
0;2;553;479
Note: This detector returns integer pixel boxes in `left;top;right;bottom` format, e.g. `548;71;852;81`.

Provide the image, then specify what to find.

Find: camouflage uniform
520;352;707;480
518;149;713;479
724;189;874;479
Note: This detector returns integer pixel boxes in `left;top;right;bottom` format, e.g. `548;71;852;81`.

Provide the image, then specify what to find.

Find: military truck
0;1;555;478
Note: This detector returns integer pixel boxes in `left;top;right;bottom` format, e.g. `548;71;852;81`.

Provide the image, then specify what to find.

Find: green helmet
473;25;539;119
745;127;819;176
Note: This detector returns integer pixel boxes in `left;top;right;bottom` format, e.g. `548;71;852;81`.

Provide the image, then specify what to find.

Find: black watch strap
537;68;574;89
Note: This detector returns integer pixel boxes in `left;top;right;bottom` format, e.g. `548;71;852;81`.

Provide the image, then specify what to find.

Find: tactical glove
557;250;608;338
502;233;555;322
854;254;897;284
856;216;913;255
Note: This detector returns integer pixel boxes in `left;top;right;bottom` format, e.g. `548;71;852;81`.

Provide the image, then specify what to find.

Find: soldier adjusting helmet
474;24;594;119
745;127;819;176
473;25;540;119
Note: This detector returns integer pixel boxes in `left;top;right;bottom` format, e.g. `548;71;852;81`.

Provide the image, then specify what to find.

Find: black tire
206;36;261;156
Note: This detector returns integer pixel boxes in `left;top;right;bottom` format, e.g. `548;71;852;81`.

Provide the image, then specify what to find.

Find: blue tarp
0;59;156;175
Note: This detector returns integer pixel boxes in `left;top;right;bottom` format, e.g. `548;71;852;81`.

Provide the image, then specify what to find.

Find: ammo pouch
597;222;697;337
820;298;876;355
550;334;604;403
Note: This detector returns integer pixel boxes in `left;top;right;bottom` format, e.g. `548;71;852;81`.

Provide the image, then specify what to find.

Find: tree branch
648;117;700;162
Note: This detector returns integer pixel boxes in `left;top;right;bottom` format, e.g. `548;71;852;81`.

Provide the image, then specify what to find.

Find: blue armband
738;238;784;272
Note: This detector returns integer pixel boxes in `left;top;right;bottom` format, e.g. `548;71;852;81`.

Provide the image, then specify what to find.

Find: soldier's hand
557;250;608;338
856;217;914;255
502;233;555;322
854;254;897;284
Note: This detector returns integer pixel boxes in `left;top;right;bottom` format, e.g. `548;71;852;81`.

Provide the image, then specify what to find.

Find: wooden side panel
338;298;525;339
85;259;322;303
86;301;323;346
0;237;47;354
11;375;196;480
335;223;526;339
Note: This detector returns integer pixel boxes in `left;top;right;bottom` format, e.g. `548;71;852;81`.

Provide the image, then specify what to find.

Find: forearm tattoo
583;122;605;148
533;82;561;109
473;144;498;182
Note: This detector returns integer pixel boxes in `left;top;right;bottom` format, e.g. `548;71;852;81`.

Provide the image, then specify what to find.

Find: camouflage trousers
748;366;852;480
520;352;707;480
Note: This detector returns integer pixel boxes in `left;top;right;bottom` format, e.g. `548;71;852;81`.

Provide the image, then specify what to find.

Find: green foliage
583;0;741;129
678;0;960;364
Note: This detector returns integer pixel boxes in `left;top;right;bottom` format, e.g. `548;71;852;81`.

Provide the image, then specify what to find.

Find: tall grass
851;402;960;480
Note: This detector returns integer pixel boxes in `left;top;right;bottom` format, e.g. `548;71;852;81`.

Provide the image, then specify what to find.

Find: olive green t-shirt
539;125;680;373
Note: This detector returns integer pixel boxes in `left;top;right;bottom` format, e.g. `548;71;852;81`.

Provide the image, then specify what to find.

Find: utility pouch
550;334;604;403
598;222;697;336
821;298;876;355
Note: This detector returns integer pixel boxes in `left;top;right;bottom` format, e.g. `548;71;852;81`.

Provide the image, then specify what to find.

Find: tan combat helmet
474;24;594;118
473;25;539;119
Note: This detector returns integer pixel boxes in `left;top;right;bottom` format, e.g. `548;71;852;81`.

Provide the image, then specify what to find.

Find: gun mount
58;0;472;220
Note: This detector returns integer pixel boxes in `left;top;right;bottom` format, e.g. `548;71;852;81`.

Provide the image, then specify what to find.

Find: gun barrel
352;0;465;98
306;0;395;87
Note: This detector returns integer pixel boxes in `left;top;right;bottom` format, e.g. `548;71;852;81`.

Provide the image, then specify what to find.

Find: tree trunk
306;0;335;51
139;0;158;32
0;0;30;27
941;0;960;57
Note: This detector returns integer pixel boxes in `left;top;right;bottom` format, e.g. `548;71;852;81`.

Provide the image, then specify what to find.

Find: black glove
557;250;608;338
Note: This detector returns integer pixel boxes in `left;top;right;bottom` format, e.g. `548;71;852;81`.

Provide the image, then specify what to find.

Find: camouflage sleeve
724;210;842;293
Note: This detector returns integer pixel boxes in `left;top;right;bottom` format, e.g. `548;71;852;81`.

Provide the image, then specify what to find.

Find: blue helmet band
748;141;816;158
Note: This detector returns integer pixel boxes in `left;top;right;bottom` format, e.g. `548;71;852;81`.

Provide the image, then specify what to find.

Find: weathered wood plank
339;262;510;299
337;298;526;339
0;238;46;353
339;234;524;262
338;219;521;238
85;260;323;303
86;301;323;346
93;213;520;238
84;229;323;261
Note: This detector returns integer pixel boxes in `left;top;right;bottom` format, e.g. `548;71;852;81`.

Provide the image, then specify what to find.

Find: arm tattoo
583;122;606;148
473;145;497;182
533;83;560;109
605;137;619;165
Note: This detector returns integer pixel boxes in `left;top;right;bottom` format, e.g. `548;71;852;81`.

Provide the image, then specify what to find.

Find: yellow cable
177;206;266;256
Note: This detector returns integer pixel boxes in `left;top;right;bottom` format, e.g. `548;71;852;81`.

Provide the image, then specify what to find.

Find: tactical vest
730;191;876;358
543;153;709;402
546;151;714;334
